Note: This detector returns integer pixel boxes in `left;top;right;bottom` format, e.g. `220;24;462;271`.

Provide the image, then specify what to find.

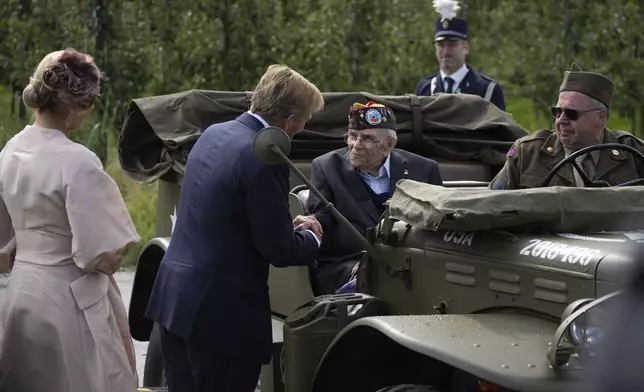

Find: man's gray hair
588;96;610;118
348;127;397;141
382;128;397;140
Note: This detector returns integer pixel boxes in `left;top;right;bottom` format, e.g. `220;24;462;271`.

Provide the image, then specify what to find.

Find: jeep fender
128;237;171;342
310;313;581;392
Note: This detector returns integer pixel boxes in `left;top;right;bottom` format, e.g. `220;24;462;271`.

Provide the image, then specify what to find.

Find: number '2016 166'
519;239;602;266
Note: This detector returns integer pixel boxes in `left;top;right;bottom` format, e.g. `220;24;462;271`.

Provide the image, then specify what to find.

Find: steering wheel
541;142;644;187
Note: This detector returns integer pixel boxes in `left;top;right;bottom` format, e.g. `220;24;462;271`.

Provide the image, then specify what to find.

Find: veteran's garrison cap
559;63;615;109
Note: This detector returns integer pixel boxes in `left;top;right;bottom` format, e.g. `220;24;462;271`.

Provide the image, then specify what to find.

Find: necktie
444;77;455;93
575;153;596;187
581;154;596;180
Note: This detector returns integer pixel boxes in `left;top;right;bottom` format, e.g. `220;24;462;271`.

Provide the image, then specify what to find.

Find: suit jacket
145;113;319;364
306;148;442;287
488;128;644;190
415;64;506;111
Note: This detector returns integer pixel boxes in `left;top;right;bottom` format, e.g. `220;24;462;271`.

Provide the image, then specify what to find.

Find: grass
0;85;636;268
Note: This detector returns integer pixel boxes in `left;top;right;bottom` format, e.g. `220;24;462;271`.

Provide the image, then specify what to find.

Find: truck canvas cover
389;179;644;232
117;90;528;184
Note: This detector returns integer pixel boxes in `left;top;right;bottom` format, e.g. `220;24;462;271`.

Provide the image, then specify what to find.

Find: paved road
0;269;148;387
114;269;148;386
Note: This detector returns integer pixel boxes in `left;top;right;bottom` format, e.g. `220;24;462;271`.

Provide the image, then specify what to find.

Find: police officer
489;67;644;190
415;0;506;111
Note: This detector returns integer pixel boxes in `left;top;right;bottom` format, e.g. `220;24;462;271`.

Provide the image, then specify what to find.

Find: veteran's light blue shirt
358;154;391;194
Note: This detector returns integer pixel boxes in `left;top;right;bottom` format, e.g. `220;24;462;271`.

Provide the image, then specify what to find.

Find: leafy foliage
0;0;641;264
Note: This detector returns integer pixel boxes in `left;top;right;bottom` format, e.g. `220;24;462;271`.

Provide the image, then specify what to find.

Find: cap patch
365;109;383;125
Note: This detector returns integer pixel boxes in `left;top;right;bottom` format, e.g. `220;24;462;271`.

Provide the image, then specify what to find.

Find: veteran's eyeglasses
343;133;381;147
550;106;603;121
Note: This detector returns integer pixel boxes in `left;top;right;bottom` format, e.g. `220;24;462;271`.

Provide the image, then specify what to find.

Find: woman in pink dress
0;48;140;391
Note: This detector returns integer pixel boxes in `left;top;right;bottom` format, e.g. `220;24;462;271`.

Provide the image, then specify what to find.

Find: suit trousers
159;326;262;392
310;258;360;295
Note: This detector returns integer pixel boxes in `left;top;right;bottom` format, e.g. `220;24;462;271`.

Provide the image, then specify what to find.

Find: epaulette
504;129;552;159
423;73;438;81
611;129;638;140
478;73;498;83
610;129;644;146
516;129;552;144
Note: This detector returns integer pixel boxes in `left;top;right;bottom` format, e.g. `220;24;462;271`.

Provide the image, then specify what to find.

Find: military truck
119;90;642;391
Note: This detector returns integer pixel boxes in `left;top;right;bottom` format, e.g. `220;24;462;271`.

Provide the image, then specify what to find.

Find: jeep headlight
548;291;623;369
563;297;611;348
568;304;609;348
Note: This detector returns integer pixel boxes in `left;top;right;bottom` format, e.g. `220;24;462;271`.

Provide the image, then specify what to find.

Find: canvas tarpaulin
117;90;528;184
388;179;644;233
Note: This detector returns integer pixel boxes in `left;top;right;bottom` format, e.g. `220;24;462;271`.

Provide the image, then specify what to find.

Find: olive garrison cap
559;64;615;109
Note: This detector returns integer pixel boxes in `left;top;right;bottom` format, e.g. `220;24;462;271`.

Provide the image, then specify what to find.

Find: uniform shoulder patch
507;145;517;157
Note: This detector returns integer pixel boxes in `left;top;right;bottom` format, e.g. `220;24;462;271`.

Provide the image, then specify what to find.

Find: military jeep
119;90;641;391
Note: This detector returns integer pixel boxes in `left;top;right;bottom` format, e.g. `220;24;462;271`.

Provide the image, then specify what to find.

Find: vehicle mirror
253;126;292;165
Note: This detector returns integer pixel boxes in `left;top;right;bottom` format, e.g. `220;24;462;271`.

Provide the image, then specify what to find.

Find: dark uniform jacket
489;128;644;189
306;147;443;295
415;64;506;111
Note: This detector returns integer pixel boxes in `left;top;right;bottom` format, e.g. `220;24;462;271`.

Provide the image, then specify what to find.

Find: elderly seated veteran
300;102;443;295
489;67;644;190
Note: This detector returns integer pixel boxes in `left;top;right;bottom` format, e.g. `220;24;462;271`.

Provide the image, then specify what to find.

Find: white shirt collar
360;154;391;179
440;63;469;90
247;110;269;128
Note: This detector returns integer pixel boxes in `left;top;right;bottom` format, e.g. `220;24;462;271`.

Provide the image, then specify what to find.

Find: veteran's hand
294;214;323;239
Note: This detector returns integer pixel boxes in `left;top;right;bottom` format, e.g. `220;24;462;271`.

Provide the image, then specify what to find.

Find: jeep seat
295;189;310;208
288;160;313;189
437;161;493;182
267;188;316;318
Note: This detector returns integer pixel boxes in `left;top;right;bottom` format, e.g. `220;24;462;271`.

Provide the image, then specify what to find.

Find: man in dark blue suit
305;102;443;295
145;64;325;392
415;0;506;111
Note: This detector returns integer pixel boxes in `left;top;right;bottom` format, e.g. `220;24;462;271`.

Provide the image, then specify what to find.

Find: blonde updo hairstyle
22;48;102;115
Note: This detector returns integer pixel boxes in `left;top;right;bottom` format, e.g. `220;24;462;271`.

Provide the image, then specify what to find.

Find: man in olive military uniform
489;67;644;189
415;0;506;111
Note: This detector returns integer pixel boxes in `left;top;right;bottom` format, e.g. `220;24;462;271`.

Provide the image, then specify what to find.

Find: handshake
293;214;323;242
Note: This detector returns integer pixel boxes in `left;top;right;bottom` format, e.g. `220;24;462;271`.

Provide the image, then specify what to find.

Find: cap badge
365;109;383;125
442;20;450;29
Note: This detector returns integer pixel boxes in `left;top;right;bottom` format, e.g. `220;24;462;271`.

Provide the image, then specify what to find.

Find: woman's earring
65;115;72;129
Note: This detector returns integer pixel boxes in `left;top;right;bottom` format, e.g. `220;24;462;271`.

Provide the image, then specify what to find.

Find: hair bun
23;48;102;112
22;83;48;110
